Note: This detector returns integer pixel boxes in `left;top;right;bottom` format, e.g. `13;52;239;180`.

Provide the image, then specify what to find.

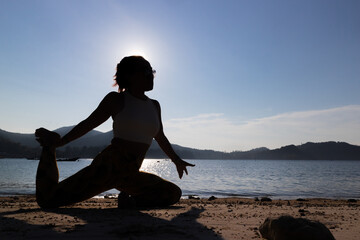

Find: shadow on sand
1;205;224;239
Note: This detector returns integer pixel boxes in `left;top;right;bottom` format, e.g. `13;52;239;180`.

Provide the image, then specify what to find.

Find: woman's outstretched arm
57;92;118;147
153;100;195;179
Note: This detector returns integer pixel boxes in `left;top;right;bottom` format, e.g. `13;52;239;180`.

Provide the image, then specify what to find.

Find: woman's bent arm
153;100;195;178
58;92;117;147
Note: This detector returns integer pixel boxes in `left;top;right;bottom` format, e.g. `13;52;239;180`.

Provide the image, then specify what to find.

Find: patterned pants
36;138;181;208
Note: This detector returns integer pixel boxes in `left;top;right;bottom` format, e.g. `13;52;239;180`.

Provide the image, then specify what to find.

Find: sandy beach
0;196;359;239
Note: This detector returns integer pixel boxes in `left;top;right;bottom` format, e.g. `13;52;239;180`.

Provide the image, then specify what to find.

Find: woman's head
114;56;155;92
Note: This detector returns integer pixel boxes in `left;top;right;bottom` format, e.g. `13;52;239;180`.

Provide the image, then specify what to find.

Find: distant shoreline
1;193;359;201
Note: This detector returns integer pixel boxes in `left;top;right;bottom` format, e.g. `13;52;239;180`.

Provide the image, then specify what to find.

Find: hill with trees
1;128;360;160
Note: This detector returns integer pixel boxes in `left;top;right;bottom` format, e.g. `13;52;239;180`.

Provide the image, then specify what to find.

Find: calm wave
0;158;360;199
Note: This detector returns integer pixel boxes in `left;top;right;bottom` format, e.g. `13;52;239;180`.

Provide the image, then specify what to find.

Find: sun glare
114;40;162;69
124;48;149;59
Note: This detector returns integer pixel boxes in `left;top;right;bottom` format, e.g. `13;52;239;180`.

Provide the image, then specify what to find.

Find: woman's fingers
175;159;195;179
178;168;183;179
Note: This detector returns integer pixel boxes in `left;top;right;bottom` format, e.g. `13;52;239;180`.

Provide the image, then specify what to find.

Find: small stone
261;197;272;202
208;196;217;201
260;215;335;240
188;195;200;200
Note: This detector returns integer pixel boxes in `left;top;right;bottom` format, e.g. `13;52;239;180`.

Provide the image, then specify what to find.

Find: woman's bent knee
166;182;182;205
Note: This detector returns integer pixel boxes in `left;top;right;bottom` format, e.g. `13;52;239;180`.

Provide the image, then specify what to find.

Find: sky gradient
1;0;359;151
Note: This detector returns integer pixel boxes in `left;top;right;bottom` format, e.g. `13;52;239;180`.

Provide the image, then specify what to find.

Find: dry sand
0;196;359;239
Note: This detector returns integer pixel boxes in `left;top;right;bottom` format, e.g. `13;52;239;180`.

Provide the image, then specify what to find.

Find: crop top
113;92;160;145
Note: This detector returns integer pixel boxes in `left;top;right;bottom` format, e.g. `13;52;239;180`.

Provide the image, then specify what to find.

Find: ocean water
0;158;360;199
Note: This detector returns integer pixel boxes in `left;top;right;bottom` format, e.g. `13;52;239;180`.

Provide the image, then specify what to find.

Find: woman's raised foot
35;128;61;147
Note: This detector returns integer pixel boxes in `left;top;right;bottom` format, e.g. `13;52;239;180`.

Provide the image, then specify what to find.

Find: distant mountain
0;135;39;158
0;129;38;148
298;142;360;160
227;142;360;160
1;127;360;160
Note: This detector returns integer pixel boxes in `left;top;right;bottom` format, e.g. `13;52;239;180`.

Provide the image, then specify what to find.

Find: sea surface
0;158;360;199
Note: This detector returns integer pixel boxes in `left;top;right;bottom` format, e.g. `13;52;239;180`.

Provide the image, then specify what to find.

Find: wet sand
0;196;359;239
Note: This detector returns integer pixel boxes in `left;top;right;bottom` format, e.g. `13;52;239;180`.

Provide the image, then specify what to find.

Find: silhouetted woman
35;56;194;208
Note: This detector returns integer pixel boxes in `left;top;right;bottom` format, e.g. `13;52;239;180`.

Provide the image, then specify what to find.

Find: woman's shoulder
102;92;125;116
101;91;125;107
150;98;159;105
104;91;125;100
150;98;161;111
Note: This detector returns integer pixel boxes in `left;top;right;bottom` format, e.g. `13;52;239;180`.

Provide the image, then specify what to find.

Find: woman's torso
111;92;160;167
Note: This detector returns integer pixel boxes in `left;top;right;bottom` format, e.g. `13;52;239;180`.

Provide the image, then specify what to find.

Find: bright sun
124;48;149;59
115;41;158;63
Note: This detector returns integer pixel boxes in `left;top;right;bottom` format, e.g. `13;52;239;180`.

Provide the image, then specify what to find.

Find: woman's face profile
131;61;154;92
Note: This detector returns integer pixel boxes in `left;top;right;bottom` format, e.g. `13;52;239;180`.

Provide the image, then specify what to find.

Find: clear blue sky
1;0;359;151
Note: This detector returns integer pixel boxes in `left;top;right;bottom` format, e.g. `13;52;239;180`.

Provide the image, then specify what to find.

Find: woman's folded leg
117;171;182;208
36;145;119;208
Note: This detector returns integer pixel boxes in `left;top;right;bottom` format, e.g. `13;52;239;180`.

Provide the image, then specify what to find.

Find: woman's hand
172;158;195;179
